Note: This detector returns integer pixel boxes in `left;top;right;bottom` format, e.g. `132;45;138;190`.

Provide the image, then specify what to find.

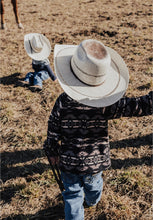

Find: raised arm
103;91;153;120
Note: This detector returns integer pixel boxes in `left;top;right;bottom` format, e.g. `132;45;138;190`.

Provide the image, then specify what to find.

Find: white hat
24;33;51;61
54;39;129;107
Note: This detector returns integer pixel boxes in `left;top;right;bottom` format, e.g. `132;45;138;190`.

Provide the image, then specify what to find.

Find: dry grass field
0;0;153;219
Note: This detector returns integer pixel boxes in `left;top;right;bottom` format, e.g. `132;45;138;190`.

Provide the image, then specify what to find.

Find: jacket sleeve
103;91;153;120
44;97;61;157
45;64;57;81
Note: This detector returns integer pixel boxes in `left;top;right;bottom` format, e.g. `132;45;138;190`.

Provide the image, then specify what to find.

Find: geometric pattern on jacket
44;91;152;174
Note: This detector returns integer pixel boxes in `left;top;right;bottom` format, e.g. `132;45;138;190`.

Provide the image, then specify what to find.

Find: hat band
29;40;33;54
71;57;106;86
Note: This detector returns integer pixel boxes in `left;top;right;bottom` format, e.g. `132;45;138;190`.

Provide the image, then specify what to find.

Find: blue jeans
61;171;103;220
24;71;49;88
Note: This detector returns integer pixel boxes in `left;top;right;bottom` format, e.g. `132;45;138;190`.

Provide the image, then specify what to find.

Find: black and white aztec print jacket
44;91;152;174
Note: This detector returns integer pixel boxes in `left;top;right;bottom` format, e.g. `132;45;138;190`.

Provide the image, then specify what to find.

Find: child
20;33;56;91
44;39;152;220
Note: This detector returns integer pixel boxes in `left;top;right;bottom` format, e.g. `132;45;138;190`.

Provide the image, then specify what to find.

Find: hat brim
24;33;51;61
54;44;129;107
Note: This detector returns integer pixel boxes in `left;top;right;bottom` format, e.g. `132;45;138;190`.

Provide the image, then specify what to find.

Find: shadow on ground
1;134;152;208
1;203;65;220
1;134;152;183
0;73;22;86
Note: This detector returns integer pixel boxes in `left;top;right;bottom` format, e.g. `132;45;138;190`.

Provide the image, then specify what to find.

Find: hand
49;156;59;165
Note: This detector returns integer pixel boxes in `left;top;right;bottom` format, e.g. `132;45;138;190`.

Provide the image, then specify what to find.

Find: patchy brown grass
0;0;153;219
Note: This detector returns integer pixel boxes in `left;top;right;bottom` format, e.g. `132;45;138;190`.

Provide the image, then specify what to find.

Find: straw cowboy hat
54;39;129;107
24;33;51;61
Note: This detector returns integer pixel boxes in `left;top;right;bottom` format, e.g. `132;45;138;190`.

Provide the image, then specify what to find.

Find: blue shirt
32;59;57;81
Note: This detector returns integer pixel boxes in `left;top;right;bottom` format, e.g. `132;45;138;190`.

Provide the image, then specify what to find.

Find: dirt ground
0;0;153;219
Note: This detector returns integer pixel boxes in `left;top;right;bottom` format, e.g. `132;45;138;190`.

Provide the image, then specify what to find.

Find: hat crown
84;40;107;59
30;35;44;53
71;39;111;86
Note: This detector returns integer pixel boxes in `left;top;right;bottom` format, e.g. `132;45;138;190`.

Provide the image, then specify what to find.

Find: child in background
20;33;56;91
